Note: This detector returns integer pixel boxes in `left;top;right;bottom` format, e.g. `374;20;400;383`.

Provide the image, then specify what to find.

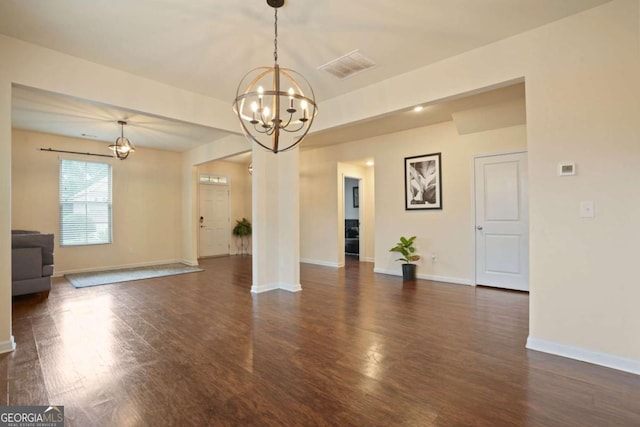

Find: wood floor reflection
3;256;639;426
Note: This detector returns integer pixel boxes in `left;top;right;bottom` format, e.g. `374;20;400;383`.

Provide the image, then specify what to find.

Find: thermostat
558;162;576;176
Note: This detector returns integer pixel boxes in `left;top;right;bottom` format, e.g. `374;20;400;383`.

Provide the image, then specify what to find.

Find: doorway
474;152;529;291
198;180;230;258
344;177;361;260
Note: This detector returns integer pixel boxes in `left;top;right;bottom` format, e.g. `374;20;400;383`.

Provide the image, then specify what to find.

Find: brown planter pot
401;263;417;281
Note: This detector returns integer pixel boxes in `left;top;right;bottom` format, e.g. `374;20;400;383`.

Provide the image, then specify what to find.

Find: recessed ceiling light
366;160;374;166
413;106;424;112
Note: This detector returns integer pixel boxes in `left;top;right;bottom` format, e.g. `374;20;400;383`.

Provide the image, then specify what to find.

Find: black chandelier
233;0;317;153
108;120;135;160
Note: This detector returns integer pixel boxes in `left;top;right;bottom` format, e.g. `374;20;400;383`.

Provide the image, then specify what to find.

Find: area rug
65;263;203;288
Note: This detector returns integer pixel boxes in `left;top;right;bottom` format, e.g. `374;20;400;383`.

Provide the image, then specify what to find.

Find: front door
475;152;529;291
199;184;230;257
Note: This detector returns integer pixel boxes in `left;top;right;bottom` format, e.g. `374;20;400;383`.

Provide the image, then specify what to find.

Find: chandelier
108;120;135;160
233;0;317;153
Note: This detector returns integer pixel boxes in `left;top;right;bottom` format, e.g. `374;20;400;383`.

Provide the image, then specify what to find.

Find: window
199;173;228;184
59;159;112;246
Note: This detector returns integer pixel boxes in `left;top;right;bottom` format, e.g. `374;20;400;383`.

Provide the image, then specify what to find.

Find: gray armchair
11;230;55;297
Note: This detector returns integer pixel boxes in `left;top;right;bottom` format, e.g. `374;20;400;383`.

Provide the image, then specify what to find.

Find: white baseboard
373;268;472;286
54;258;185;277
279;283;302;293
229;250;252;256
0;336;16;354
424;274;472;286
300;258;341;268
251;283;280;293
300;258;373;268
251;282;302;293
526;336;640;375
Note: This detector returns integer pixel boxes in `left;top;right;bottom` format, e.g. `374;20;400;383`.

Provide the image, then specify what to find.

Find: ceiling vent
318;50;377;79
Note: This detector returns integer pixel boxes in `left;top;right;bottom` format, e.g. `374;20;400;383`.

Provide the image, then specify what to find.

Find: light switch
580;201;594;218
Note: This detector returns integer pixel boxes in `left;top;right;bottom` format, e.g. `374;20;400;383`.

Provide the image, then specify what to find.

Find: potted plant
389;235;421;281
232;218;252;255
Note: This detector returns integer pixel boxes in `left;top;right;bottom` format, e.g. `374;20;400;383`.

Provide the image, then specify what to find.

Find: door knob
476;226;483;230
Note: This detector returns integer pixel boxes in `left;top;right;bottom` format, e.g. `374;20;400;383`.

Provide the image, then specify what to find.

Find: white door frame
343;175;363;261
472;149;529;288
338;174;365;267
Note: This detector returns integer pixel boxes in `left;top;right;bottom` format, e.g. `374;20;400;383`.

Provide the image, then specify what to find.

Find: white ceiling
305;82;526;147
1;0;610;152
11;85;231;152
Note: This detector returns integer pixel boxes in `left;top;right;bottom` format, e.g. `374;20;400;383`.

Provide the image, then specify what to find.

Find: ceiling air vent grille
318;50;377;79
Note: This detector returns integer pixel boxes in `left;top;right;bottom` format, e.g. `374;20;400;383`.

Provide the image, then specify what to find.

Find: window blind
59;159;112;246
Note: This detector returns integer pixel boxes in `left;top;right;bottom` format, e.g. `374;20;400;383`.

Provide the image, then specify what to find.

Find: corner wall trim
251;282;281;294
373;268;472;286
251;282;303;293
180;259;200;267
526;336;640;376
279;283;302;293
0;336;16;354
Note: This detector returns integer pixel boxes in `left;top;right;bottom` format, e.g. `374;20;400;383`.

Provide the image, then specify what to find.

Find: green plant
232;218;252;236
389;236;421;264
232;218;252;255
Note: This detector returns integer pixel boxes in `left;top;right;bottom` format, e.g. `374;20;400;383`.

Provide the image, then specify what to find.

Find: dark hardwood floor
2;256;639;426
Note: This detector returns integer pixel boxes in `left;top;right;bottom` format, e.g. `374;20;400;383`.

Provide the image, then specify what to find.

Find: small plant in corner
232;218;252;255
389;236;421;280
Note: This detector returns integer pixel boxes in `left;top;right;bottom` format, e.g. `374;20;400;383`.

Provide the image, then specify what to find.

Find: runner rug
65;263;202;288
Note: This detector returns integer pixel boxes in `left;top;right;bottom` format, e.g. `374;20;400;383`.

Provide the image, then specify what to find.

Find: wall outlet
580;201;595;218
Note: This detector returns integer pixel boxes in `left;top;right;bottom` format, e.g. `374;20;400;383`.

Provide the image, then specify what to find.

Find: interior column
251;146;301;293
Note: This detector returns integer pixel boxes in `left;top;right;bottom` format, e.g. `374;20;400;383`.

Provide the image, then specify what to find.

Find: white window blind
59;159;112;246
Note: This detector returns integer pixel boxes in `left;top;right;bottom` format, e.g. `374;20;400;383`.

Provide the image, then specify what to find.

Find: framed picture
404;153;442;210
353;186;359;208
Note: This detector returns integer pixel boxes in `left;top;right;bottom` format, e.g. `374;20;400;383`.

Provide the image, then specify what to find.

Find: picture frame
353;186;359;208
404;153;442;210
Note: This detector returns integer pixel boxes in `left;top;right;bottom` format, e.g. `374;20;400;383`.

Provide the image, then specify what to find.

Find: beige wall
523;0;640;366
197;159;252;256
12;130;183;274
375;122;527;282
301;121;527;281
300;147;376;267
299;148;339;265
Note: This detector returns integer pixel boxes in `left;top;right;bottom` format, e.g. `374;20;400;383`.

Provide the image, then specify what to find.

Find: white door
475;152;528;291
199;184;230;257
